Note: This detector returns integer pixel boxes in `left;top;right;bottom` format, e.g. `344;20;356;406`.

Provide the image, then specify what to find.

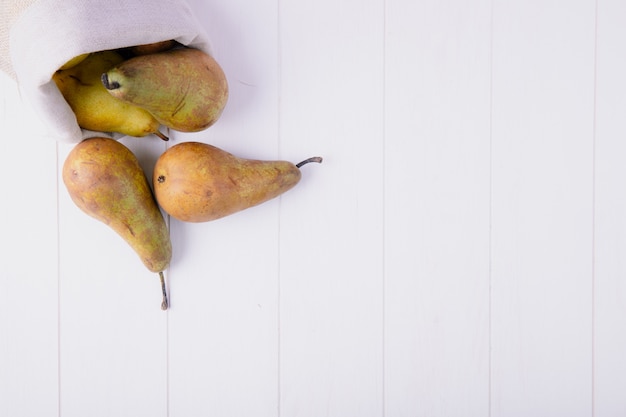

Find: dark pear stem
154;131;170;141
159;271;169;311
101;73;120;90
296;156;323;168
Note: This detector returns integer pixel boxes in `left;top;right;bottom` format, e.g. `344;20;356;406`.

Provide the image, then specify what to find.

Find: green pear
63;137;172;309
152;141;322;222
101;47;228;132
53;50;168;140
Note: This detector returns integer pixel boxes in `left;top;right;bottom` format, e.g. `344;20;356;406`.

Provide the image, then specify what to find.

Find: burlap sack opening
1;0;211;143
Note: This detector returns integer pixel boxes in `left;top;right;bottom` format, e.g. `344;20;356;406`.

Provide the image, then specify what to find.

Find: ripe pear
53;50;168;140
63;137;172;309
152;141;322;222
101;47;228;132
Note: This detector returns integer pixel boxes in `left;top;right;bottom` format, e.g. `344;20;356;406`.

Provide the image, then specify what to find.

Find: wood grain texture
0;74;59;417
594;0;626;415
384;1;491;415
490;0;595;415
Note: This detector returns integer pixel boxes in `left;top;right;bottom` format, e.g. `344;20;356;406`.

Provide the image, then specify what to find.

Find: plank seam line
277;1;283;415
55;142;62;417
488;0;494;415
381;0;387;415
591;0;599;414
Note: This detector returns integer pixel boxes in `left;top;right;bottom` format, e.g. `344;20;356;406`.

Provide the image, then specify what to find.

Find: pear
53;50;168;140
63;137;172;310
152;141;322;222
101;47;228;132
120;39;180;57
58;53;91;70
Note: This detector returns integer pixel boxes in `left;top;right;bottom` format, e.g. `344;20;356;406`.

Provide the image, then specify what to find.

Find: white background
2;0;626;416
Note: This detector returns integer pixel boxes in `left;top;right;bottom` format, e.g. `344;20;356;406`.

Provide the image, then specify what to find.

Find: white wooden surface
2;0;626;416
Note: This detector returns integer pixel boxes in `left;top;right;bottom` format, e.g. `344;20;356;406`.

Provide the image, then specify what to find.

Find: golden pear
53;50;168;140
58;53;91;70
152;141;322;222
63;137;172;309
102;48;228;132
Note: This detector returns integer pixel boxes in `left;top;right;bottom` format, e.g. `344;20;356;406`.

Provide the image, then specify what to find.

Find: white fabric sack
1;0;212;143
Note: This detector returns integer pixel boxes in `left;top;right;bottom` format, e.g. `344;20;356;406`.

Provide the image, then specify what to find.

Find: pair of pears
53;41;228;139
63;137;321;310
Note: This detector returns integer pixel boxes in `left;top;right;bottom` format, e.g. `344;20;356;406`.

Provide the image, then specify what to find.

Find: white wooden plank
490;1;595;415
57;137;168;417
594;0;626;414
278;0;384;416
166;1;281;416
0;74;59;417
384;1;492;416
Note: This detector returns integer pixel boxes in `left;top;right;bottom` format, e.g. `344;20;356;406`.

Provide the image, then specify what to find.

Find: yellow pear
58;53;91;70
63;137;172;309
102;47;228;132
53;50;168;140
152;141;322;222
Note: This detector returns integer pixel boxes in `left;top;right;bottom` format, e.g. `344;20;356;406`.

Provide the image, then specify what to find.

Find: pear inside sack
101;47;228;132
53;41;228;140
53;50;167;140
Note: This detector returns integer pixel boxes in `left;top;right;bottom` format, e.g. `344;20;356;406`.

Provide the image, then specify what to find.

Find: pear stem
159;271;169;311
154;131;169;141
296;156;323;168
